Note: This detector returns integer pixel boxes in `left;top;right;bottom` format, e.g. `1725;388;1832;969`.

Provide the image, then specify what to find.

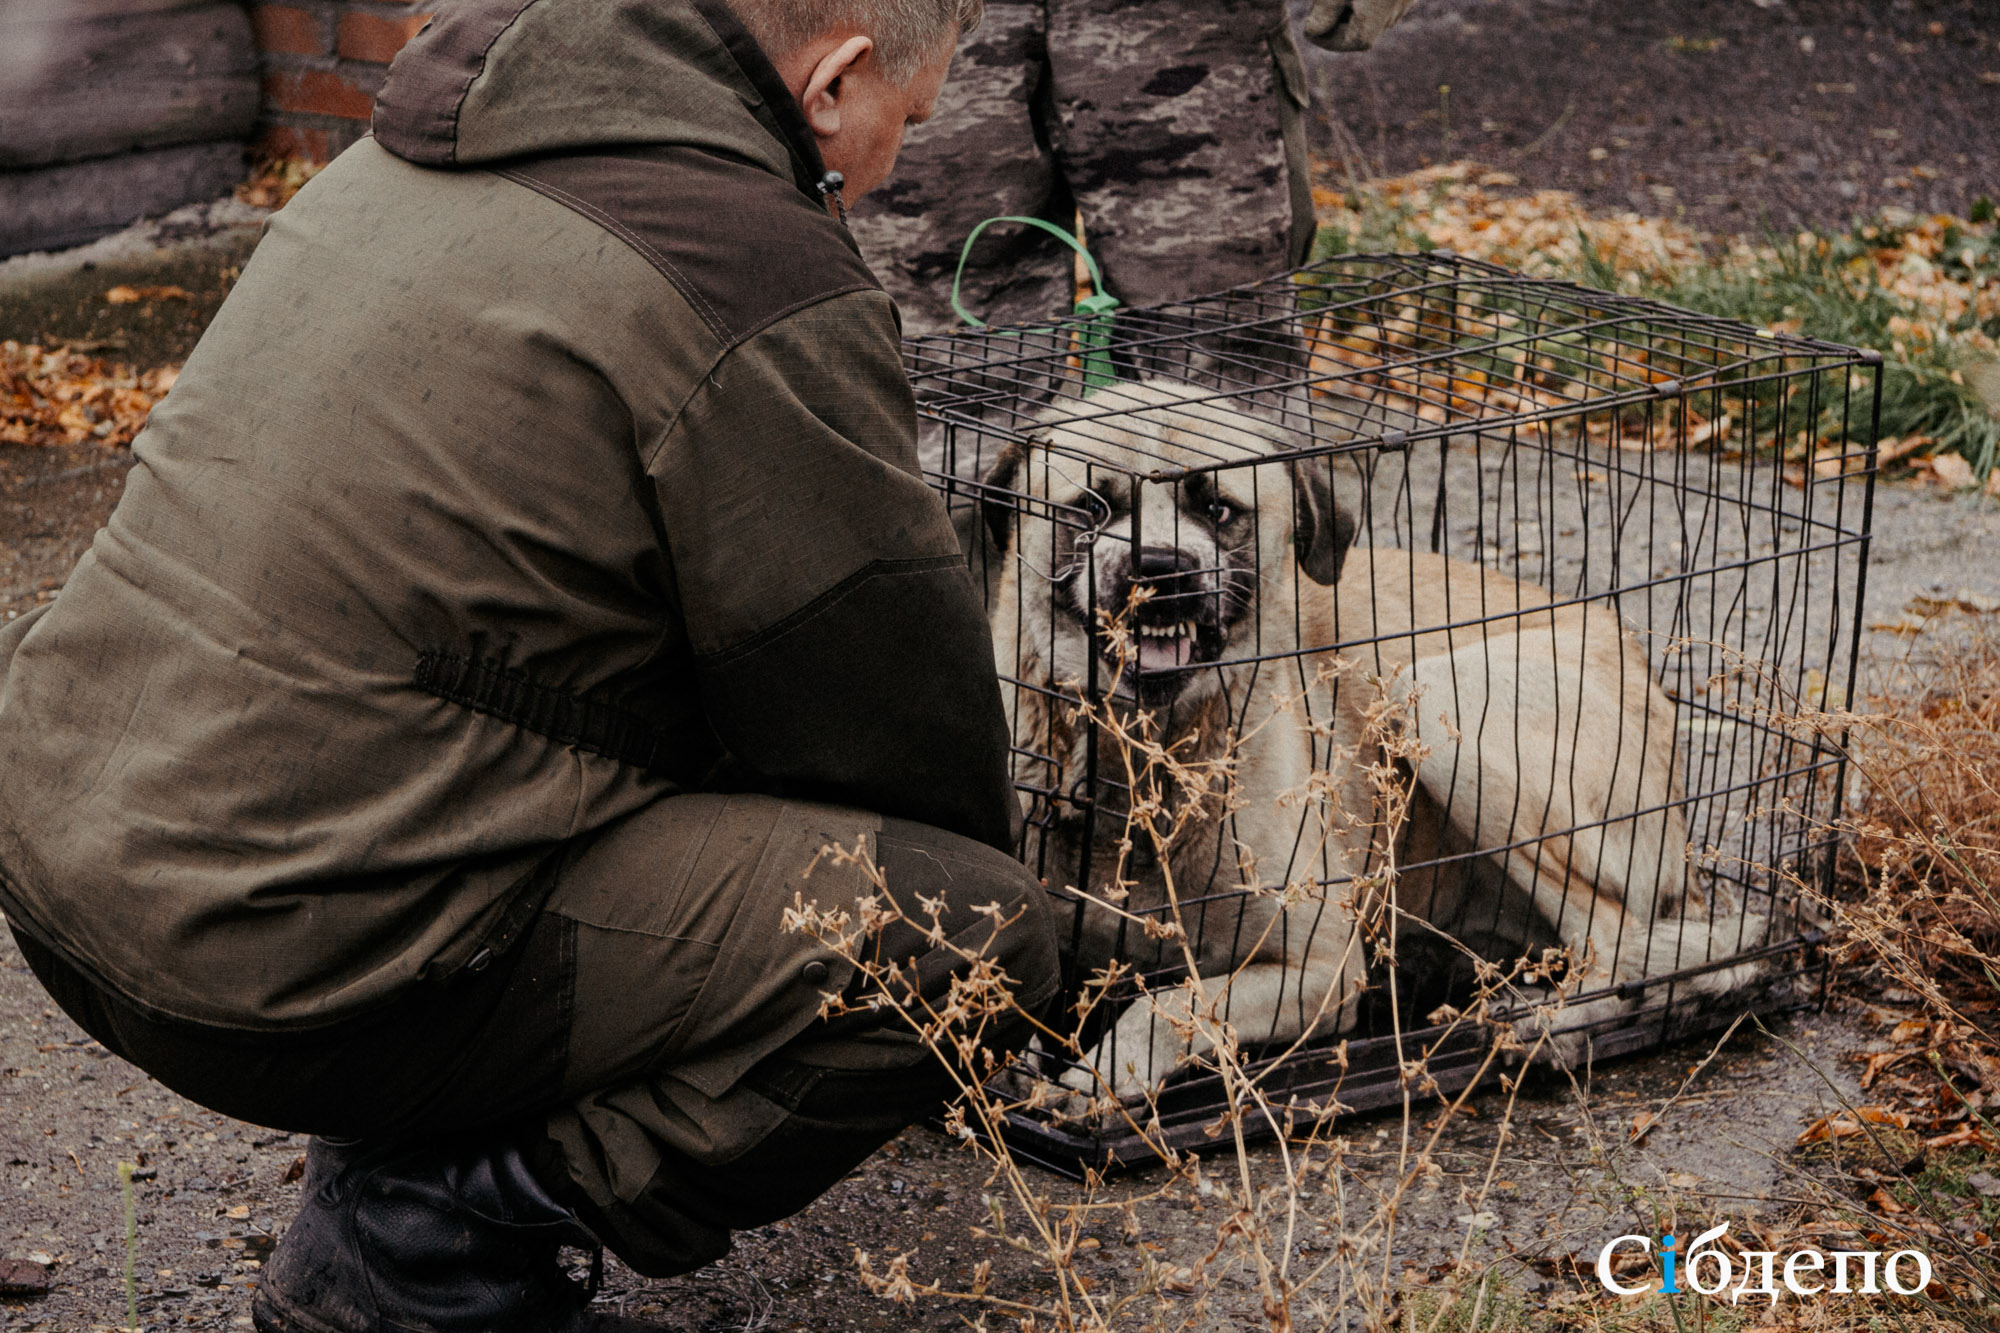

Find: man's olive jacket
0;0;1014;1030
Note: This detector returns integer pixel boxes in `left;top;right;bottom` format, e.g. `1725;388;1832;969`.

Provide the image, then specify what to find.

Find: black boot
252;1136;651;1333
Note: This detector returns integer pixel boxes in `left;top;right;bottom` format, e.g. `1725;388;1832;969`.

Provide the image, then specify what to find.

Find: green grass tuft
1637;219;2000;472
1311;181;2000;475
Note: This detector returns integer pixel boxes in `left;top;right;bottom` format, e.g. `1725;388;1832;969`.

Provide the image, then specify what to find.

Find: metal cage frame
903;252;1879;1175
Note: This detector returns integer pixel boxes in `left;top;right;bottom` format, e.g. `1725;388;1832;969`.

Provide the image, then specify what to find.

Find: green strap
950;215;1120;388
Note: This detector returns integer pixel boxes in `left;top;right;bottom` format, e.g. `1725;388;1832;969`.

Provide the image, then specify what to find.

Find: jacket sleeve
646;291;1017;851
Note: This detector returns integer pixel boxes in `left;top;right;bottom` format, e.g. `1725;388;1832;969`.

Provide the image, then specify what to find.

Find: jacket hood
372;0;828;194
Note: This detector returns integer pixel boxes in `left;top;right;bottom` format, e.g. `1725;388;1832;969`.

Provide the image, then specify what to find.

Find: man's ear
979;443;1026;554
800;35;874;138
1290;454;1357;586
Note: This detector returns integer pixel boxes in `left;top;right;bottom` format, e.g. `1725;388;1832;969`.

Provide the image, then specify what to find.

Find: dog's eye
1205;499;1234;526
1081;493;1111;524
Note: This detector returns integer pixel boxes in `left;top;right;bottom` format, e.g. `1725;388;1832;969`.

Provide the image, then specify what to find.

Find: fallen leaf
1797;1106;1910;1145
1876;434;1935;465
1889;1018;1930;1044
1868;1186;1908;1214
103;284;191;305
1981;71;2000;85
1932;453;1976;488
1630;1111;1660;1143
281;1154;305;1185
1924;1123;2000;1151
1910;593;1963;615
1686;412;1732;448
1965;1171;2000;1197
224;1204;250;1220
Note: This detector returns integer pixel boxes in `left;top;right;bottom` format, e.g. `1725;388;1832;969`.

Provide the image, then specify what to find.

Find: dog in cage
975;380;1764;1102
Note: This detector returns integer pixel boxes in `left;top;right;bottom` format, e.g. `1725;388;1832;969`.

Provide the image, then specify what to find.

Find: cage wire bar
903;251;1879;1176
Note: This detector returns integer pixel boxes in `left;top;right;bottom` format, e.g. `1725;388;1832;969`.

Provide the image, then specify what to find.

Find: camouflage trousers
852;0;1318;336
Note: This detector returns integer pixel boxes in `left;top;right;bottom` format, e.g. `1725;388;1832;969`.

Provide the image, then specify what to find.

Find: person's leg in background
848;2;1076;336
248;793;1059;1331
1046;0;1315;304
1045;0;1318;383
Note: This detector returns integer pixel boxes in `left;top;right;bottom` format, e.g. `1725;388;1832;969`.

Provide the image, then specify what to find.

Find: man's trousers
15;793;1060;1276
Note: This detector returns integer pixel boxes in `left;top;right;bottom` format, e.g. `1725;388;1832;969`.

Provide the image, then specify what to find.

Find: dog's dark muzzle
1093;545;1249;702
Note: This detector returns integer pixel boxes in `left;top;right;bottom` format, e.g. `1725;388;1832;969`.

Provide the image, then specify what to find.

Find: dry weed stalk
1836;630;2000;1003
1684;617;2000;1328
1712;618;2000;1029
784;602;1589;1331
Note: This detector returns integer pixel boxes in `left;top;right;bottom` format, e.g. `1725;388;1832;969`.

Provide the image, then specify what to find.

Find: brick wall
249;3;432;161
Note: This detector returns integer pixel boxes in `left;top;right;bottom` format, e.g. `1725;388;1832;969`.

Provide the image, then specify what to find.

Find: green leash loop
950;215;1119;388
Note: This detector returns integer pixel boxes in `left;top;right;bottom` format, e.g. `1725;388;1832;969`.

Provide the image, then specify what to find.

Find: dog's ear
979;443;1027;554
1290;454;1357;586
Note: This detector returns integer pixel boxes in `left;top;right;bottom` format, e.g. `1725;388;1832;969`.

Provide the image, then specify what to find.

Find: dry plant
1664;612;2000;1330
784;601;1598;1332
778;601;2000;1330
1835;624;2000;1014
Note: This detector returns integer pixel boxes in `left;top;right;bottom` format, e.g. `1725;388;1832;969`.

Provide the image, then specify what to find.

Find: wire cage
903;251;1879;1175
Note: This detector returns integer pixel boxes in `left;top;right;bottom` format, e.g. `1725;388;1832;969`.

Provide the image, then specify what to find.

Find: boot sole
250;1285;356;1333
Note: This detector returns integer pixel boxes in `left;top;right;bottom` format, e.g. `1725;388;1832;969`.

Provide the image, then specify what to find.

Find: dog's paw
1055;1036;1159;1111
980;1039;1124;1123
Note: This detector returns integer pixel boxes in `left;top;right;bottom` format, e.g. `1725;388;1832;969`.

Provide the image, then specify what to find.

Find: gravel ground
7;6;2000;1327
0;932;1882;1332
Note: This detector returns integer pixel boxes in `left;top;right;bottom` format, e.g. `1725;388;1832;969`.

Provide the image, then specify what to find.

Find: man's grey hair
730;0;982;83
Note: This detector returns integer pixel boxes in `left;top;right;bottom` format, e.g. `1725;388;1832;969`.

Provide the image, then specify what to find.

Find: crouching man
0;1;1057;1328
